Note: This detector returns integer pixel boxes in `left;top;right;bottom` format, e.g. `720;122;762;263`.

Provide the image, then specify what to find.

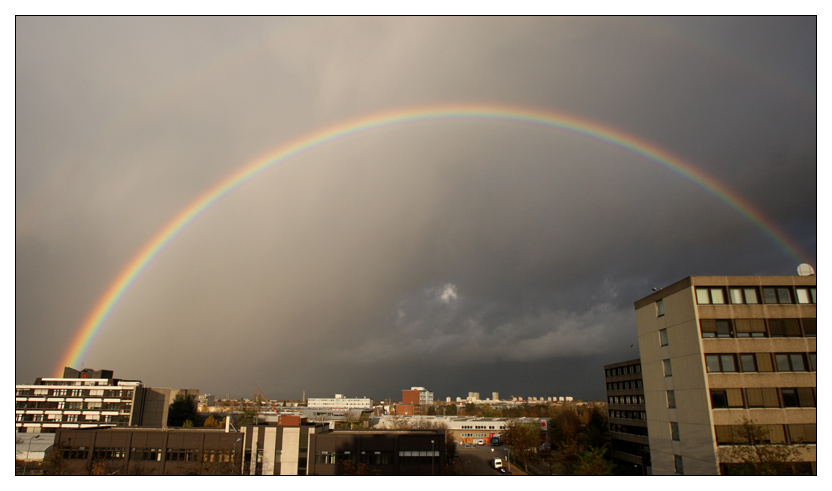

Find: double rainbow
55;103;811;375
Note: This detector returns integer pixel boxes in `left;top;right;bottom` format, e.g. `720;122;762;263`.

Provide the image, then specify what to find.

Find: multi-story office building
306;394;372;409
16;367;199;433
635;275;816;475
402;387;434;406
604;359;650;475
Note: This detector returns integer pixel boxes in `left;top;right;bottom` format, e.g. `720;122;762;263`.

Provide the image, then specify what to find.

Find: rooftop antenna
797;263;815;276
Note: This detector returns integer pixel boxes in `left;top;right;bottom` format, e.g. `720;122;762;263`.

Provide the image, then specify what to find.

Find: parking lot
452;443;515;475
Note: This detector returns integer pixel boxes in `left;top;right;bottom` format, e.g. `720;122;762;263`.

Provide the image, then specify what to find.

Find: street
452;444;515;476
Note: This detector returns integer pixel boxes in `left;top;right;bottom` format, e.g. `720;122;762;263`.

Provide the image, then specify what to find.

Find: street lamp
431;439;435;475
23;435;40;475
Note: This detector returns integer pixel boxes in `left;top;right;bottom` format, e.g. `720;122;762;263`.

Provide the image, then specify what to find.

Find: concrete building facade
604;358;650;474
635;275;816;475
16;368;198;434
306;394;372;409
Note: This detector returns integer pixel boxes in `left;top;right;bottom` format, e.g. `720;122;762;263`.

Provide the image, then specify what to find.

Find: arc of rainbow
56;103;811;375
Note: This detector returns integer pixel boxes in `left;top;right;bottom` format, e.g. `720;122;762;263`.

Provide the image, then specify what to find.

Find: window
667;390;676;408
781;388;815;408
730;287;759;304
809;352;816;371
710;389;743;408
663;359;672;377
746;388;780;408
706;354;737;372
696;287;726;305
788;424;817;444
775;353;807;372
700;319;733;338
657;299;665;316
795;287;816;304
670;422;680;441
802;318;816;337
768;319;802;337
734;319;766;337
674;455;684;475
659;328;668;347
763;287;793;304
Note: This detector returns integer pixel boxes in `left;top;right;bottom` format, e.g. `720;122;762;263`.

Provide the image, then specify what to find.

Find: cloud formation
15;17;816;401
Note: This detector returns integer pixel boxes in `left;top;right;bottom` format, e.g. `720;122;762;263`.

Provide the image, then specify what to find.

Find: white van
474;438;485;445
490;458;503;469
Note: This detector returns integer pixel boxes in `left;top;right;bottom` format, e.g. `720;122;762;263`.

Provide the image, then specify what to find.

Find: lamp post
505;447;511;473
431;439;435;475
23;435;40;475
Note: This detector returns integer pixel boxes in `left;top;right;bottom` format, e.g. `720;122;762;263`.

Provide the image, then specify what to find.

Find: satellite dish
797;263;815;276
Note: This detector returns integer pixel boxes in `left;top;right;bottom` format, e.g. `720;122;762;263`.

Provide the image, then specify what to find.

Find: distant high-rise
635;275;816;475
492;392;499;401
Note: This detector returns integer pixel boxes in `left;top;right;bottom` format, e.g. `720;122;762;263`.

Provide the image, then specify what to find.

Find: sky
15;16;817;402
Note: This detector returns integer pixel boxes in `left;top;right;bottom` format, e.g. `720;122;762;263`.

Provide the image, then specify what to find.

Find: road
452;444;517;476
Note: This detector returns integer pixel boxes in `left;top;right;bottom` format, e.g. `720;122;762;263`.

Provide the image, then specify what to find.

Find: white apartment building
306;394;372;409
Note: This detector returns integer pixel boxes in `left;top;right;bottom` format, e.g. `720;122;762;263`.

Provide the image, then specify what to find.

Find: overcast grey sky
15;17;816;401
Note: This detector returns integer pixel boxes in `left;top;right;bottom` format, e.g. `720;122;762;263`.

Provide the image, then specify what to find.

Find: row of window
700;317;816;338
715;424;816;445
459;425;497;429
609;410;647;420
16;413;128;423
459;433;490;438
710;387;816;409
62;447;235;463
610;439;649;458
314;450;439;466
607;395;645;405
605;364;642;377
16;388;130;398
609;423;648;437
16;401;131;411
705;352;816;373
695;286;816;305
606;379;643;391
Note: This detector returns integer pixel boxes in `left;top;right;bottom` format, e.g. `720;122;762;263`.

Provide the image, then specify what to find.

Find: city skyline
16;17;816;401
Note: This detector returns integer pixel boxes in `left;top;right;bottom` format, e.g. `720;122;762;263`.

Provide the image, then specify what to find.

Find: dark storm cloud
15;17;815;401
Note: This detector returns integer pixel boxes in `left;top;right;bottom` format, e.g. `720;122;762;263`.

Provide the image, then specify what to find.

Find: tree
203;415;221;428
41;447;69;475
573;445;614;475
444;404;457;416
580;406;610;450
722;418;810;475
168;392;198;427
502;419;540;470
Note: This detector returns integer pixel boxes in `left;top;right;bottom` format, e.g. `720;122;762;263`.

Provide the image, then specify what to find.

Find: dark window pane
777;287;793;304
769;319;785;337
706;355;721;373
740;354;756;372
797;388;815;407
803;318;816;337
710;390;728;408
716;320;732;337
781;389;799;407
763;287;778;304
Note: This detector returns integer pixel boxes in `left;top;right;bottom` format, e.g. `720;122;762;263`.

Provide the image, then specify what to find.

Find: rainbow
56;103;811;375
